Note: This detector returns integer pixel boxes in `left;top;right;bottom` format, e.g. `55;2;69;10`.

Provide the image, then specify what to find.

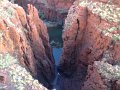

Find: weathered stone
0;0;55;88
81;60;120;90
58;0;120;90
81;65;108;90
115;80;120;90
59;0;120;75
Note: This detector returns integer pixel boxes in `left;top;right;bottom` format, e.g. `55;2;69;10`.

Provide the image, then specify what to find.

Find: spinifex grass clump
0;53;17;69
94;61;120;80
101;26;120;41
0;53;47;90
65;0;120;30
0;1;15;19
79;0;120;22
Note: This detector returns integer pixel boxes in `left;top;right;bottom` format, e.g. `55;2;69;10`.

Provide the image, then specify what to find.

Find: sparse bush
38;12;45;20
0;53;17;68
94;61;120;80
0;53;47;90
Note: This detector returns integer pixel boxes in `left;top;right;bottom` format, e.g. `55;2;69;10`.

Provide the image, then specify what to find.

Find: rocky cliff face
14;0;75;24
0;0;55;89
58;0;120;90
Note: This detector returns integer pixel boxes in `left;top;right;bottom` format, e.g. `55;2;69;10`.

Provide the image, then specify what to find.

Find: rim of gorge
1;0;120;90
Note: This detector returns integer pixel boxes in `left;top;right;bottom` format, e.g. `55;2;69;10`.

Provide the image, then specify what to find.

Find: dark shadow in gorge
47;25;87;90
49;19;88;90
47;25;63;90
48;26;63;48
48;25;63;65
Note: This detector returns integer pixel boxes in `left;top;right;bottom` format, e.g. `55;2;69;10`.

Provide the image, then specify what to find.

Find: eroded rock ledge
58;0;120;90
0;0;55;89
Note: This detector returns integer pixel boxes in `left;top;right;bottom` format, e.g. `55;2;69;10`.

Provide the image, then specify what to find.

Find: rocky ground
0;53;48;90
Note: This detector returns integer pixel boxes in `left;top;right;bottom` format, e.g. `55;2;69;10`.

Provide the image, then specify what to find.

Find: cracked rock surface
0;0;55;89
58;0;120;90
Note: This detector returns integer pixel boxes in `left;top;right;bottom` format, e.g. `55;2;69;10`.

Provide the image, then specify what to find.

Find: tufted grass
0;53;17;69
94;61;120;80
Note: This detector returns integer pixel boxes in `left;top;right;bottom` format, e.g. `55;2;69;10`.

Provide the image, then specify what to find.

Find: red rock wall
58;0;120;89
0;1;55;88
14;0;75;23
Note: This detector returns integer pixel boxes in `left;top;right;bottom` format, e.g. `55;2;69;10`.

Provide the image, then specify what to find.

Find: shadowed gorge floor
48;26;63;48
47;26;63;90
48;26;63;65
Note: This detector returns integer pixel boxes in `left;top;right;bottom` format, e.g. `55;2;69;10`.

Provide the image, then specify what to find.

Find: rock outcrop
81;61;120;90
58;0;120;90
14;0;75;24
0;0;55;89
0;53;48;90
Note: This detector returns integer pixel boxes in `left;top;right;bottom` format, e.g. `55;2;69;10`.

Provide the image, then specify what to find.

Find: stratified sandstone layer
0;0;55;88
14;0;75;24
58;0;120;90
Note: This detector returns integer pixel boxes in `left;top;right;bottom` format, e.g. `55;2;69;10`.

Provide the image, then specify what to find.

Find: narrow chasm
48;26;63;65
47;25;63;90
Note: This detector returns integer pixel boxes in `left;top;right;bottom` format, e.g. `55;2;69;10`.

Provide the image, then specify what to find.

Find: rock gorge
14;0;75;24
0;0;120;90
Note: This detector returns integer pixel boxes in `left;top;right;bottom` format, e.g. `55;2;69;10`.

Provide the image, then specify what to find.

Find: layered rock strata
0;0;55;88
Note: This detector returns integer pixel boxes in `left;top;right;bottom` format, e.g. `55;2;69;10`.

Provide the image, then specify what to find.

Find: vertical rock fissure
70;19;80;71
75;19;79;41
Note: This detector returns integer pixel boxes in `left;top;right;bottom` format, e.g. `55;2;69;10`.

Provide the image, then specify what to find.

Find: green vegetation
0;1;47;89
0;53;47;90
9;64;41;90
0;1;15;27
0;4;14;19
38;12;45;20
65;0;120;30
112;34;120;41
0;53;17;68
79;0;120;22
48;26;63;47
0;0;8;2
101;26;120;41
94;61;120;80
